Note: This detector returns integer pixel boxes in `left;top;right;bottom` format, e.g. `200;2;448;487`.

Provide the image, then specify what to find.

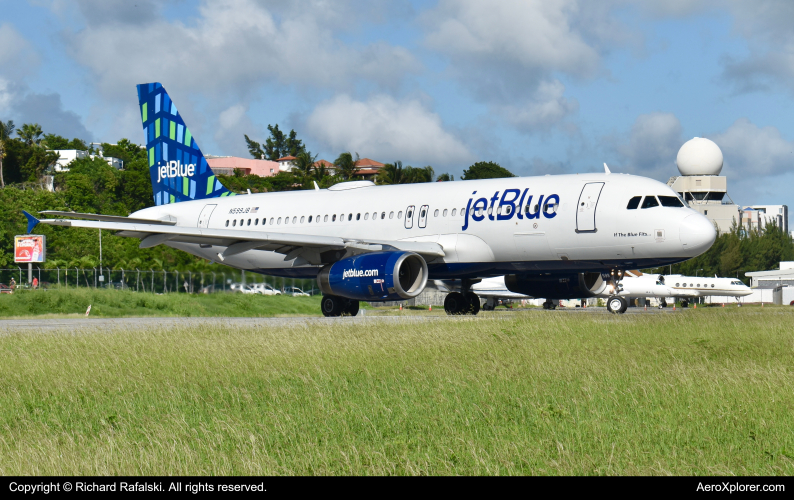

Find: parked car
284;286;310;297
229;283;256;294
251;283;282;295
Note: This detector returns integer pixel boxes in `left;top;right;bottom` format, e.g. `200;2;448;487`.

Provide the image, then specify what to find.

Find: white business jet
597;271;752;312
24;83;717;316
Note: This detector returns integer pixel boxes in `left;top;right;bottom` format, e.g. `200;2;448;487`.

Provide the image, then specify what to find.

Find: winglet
603;163;611;174
313;181;320;191
22;210;39;234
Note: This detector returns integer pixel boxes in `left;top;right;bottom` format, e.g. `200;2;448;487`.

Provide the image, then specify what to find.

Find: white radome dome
676;137;723;176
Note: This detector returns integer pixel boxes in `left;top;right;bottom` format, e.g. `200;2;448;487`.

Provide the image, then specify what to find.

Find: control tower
666;137;740;233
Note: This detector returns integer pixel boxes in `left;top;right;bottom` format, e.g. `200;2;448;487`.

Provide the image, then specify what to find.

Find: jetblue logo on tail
156;161;195;183
137;82;232;205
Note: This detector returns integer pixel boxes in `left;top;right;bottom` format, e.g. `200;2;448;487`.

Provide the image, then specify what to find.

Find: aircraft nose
679;213;716;256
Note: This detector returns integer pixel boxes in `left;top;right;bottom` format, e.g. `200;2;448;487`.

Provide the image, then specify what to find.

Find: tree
377;161;434;184
461;161;515;180
244;134;264;159
101;139;145;164
410;165;435;183
17;123;43;146
263;124;305;160
0;119;15;188
21;148;59;183
436;172;454;182
377;161;405;185
42;134;88;151
293;151;318;187
334;151;360;180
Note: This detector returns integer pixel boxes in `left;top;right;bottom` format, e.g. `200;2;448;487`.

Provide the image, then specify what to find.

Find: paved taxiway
0;307;686;332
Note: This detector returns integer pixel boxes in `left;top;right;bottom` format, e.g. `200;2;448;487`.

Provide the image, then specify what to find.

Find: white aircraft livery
24;83;718;317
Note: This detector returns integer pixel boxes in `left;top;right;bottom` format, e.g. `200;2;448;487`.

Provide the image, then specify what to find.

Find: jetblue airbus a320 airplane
26;83;717;316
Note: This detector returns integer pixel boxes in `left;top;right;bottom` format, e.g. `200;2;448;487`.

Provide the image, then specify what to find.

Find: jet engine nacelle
317;251;428;301
505;272;608;299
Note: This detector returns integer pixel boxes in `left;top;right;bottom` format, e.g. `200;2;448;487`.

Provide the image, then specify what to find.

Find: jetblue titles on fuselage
462;189;559;231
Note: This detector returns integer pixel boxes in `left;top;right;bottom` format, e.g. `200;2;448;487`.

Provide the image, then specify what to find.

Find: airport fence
0;267;318;295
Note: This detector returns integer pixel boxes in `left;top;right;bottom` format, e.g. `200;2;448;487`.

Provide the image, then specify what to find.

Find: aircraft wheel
607;296;627;314
680;300;689;308
465;293;481;315
444;292;466;315
343;299;360;317
659;299;667;308
321;295;344;317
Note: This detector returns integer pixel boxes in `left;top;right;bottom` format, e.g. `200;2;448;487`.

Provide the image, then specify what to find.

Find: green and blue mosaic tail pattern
137;82;233;206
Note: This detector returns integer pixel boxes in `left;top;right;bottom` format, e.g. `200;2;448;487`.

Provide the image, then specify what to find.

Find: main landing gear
659;299;668;309
542;299;557;310
321;295;359;317
444;292;481;315
443;279;481;315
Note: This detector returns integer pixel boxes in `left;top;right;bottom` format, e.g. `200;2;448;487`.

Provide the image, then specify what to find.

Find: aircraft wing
27;212;445;264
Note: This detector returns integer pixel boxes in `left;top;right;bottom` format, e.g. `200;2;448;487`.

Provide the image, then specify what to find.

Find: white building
52;150;89;172
51;149;123;172
745;261;794;288
744;205;788;233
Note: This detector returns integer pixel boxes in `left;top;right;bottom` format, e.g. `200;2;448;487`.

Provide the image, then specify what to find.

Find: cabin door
575;183;604;233
197;204;217;228
418;205;429;228
404;205;415;229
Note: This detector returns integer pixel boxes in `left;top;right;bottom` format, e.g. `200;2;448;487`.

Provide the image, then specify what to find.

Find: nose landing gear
606;269;628;314
606;296;628;314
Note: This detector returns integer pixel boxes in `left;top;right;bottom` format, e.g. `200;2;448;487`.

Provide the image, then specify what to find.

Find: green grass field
0;288;324;318
1;307;793;475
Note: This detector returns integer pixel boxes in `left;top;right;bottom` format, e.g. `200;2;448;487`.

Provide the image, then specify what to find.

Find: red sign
14;235;46;263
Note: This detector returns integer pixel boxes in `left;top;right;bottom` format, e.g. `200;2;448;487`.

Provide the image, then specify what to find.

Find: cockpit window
641;196;659;209
626;196;641;210
658;196;684;207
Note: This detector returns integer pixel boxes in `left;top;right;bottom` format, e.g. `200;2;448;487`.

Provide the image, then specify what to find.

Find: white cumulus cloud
306;94;474;167
422;0;611;131
711;118;794;178
63;0;419;100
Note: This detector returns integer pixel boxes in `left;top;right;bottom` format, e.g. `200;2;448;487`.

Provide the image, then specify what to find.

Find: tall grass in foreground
0;308;793;475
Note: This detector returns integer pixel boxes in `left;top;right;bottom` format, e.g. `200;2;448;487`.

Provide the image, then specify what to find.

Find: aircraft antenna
313;181;320;191
603;163;611;174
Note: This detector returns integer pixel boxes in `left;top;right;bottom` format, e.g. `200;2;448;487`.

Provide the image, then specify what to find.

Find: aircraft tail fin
136;82;232;206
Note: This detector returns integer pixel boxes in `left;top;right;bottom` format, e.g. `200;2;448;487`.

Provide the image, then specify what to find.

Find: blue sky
2;0;793;222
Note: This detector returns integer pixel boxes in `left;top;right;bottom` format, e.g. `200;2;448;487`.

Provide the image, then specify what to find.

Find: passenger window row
223;206;473;228
626;195;685;210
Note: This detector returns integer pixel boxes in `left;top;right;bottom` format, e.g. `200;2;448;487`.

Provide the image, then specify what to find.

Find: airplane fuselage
131;173;716;279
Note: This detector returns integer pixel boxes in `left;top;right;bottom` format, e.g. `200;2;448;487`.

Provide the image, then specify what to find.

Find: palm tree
0;120;15;188
334;151;359;180
377;161;405;185
17;123;43;146
293;151;318;187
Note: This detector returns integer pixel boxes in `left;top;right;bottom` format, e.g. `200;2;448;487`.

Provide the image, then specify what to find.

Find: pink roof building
206;157;281;177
